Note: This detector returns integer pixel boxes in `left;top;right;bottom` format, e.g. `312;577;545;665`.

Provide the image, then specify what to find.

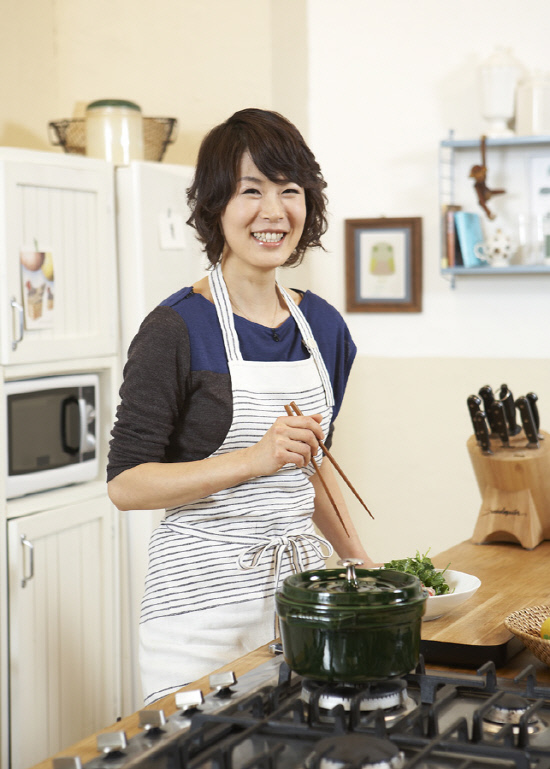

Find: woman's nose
261;193;284;220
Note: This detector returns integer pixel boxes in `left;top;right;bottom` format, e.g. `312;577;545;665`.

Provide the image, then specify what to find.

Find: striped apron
139;263;335;704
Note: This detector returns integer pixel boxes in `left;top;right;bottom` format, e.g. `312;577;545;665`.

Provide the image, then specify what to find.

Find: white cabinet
6;487;119;769
0;149;118;365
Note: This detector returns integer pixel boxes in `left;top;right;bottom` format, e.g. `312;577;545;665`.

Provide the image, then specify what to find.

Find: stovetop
55;654;550;769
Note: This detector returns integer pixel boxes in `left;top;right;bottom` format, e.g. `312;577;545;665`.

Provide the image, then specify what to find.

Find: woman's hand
244;413;325;477
108;413;326;512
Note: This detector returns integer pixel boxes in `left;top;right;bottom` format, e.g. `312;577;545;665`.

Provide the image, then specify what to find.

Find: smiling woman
107;107;375;706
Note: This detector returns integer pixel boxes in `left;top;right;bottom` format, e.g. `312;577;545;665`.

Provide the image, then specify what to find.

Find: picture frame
345;217;423;313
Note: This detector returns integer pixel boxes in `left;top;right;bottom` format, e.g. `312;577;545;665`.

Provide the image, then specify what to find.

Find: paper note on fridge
158;210;187;250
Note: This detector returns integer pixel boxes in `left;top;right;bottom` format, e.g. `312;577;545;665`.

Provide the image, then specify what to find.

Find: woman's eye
242;188;261;195
283;187;301;195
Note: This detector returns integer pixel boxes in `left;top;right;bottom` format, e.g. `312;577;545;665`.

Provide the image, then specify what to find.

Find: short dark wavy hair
187;108;328;267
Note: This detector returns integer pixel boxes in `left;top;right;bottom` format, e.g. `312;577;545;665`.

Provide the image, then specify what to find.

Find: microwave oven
5;374;99;499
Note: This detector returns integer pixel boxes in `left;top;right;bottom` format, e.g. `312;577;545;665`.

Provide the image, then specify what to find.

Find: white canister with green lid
85;99;144;164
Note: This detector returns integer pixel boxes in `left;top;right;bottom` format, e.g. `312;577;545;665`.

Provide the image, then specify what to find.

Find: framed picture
345;217;422;313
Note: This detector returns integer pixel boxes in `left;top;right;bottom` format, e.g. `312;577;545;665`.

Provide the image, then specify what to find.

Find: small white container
479;47;522;137
85;99;144;164
515;73;550;135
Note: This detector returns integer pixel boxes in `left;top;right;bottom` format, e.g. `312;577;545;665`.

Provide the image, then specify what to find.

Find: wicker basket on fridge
48;116;178;162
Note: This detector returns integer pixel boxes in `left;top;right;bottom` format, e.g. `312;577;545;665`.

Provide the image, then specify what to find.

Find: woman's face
220;152;307;272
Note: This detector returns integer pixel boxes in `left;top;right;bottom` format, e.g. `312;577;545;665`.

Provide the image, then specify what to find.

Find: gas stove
55;653;550;769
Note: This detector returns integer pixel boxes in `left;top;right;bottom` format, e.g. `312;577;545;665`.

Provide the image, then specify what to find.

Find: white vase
480;47;522;137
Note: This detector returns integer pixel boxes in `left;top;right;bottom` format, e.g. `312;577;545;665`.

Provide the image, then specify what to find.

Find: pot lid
279;559;425;607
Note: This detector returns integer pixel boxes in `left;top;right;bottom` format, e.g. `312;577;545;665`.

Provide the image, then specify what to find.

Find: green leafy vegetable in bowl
383;549;452;596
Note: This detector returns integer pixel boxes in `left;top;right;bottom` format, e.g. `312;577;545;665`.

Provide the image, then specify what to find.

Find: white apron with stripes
140;263;335;704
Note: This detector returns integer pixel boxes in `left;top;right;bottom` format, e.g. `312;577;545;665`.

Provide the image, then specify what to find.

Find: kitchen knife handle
473;411;493;454
526;392;542;437
515;396;540;449
489;401;509;447
467;394;483;433
499;385;521;436
479;385;497;432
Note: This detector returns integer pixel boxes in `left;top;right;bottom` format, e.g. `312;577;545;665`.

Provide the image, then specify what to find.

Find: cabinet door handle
21;535;34;587
11;297;24;351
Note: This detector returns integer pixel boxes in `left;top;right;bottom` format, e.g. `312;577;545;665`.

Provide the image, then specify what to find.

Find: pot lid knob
337;557;364;588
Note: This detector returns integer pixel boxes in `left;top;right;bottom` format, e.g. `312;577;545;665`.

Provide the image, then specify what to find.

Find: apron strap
209;263;243;362
278;284;335;408
209;263;335;407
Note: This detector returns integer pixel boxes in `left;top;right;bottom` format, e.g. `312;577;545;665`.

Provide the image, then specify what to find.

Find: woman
107;108;374;705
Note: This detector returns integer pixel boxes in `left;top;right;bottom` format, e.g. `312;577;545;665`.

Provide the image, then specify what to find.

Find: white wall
305;0;550;563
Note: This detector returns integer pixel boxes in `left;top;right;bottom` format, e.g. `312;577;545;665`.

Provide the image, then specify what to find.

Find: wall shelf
441;263;550;288
441;133;550;149
439;132;550;287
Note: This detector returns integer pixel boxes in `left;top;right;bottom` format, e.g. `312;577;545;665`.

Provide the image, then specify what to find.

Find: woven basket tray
48;117;177;162
505;604;550;666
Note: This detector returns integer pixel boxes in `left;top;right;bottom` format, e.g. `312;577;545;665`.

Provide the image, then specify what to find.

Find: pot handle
337;558;363;589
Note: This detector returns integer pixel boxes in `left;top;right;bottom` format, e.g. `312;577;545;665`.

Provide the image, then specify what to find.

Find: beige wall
0;0;308;163
330;356;550;565
306;0;550;564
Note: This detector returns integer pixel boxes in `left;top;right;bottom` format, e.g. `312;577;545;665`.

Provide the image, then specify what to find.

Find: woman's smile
252;231;286;244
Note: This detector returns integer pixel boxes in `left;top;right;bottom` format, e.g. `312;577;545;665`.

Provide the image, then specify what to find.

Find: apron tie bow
237;532;332;577
237;532;333;639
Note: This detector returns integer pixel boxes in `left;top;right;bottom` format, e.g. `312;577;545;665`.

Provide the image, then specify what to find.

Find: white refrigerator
115;160;208;711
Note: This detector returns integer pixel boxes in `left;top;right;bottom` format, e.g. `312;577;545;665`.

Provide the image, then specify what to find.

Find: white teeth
253;232;285;243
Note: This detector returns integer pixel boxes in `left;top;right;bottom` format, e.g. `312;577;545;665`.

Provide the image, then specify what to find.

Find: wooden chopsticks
284;404;350;537
288;401;374;521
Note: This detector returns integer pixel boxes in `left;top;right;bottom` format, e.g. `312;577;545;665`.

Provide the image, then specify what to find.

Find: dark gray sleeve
106;307;190;482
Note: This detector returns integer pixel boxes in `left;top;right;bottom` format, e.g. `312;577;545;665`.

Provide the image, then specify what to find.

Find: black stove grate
79;658;550;769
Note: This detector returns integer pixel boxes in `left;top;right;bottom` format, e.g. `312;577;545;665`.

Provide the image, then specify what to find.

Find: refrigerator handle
11;296;24;351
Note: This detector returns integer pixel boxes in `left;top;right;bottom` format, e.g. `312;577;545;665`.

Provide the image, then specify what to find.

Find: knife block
467;430;550;549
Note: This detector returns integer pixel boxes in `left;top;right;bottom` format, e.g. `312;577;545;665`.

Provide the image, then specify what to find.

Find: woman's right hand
108;413;326;512
245;413;325;477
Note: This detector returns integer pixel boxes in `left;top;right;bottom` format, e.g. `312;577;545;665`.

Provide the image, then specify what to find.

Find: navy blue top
107;287;356;480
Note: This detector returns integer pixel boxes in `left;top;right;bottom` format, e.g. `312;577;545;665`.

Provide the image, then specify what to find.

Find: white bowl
423;570;481;621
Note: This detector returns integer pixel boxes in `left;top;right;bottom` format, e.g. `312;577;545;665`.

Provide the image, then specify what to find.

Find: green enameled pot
275;563;427;683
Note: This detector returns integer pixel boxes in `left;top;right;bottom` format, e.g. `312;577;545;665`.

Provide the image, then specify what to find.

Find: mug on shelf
474;229;514;267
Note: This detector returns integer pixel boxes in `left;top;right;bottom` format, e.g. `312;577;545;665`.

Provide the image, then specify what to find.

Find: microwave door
9;388;82;476
60;394;95;456
77;393;97;454
6;379;98;498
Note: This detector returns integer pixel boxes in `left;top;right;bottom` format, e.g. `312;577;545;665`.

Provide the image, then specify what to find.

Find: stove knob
210;671;237;698
269;642;283;655
96;731;128;755
138;709;166;732
53;758;83;769
175;689;204;714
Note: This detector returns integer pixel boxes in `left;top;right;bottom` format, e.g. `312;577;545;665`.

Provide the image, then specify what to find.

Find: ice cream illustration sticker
20;245;55;329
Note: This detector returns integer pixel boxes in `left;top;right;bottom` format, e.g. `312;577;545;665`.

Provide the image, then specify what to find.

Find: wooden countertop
32;539;550;769
426;539;549;647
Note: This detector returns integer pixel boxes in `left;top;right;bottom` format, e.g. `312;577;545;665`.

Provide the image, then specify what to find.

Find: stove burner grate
72;657;550;769
301;678;417;718
481;691;548;736
307;734;406;769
